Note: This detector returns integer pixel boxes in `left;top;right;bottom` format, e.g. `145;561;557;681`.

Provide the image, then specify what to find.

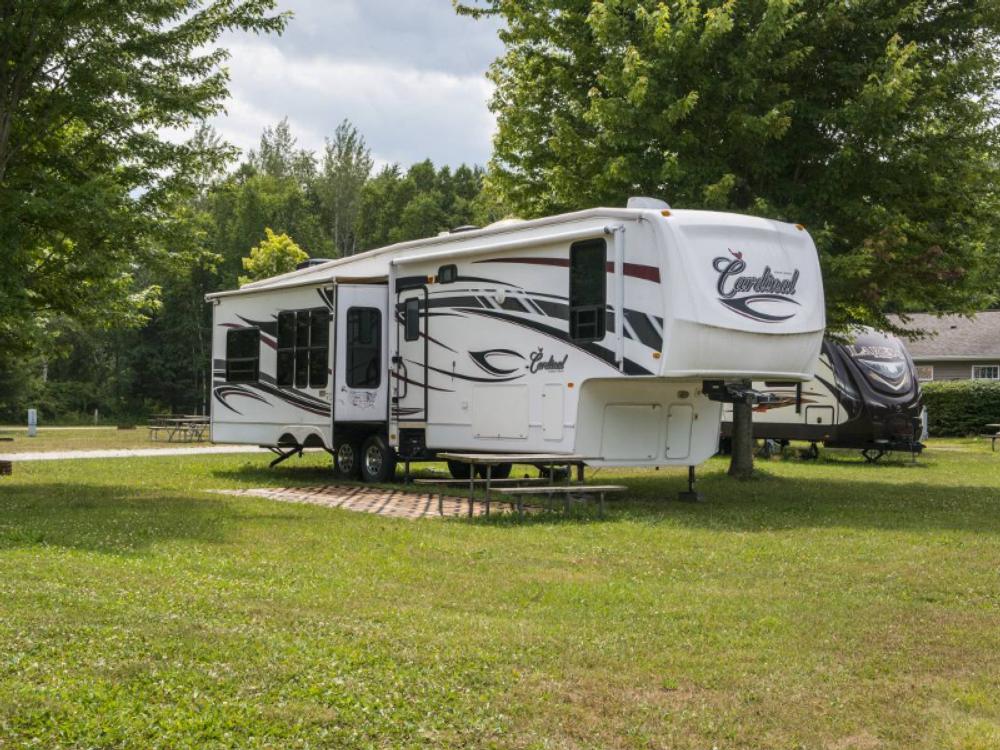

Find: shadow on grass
0;482;301;555
210;460;1000;535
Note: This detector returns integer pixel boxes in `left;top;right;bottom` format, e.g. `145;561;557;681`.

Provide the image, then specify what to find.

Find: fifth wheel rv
206;199;826;482
721;329;925;461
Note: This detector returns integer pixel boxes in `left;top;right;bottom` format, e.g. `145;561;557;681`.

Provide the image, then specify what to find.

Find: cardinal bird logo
729;248;743;260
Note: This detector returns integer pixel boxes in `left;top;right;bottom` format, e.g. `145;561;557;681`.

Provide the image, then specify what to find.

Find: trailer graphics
721;329;924;461
207;203;826;482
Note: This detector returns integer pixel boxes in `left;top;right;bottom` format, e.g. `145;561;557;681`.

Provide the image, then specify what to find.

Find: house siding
917;360;1000;381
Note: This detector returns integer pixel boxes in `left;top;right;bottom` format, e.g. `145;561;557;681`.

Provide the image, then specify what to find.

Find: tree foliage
239;228;308;285
457;0;1000;331
0;0;287;364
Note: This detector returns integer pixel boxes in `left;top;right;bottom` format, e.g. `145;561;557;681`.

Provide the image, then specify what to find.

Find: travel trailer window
438;264;457;284
347;307;381;388
225;328;260;383
276;308;330;389
308;310;330;388
277;311;295;386
569;238;607;342
404;298;420;341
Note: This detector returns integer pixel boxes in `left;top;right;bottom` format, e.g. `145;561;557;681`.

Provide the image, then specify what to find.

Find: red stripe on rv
473;257;661;283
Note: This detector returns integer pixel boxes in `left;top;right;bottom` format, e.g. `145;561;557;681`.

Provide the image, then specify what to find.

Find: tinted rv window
308;308;330;388
225;328;260;383
569;238;607;342
404;297;420;342
277;308;330;389
347;308;381;388
276;311;296;386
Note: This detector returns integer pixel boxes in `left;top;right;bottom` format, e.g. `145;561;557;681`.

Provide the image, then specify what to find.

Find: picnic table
435;452;600;517
148;415;210;443
985;423;1000;452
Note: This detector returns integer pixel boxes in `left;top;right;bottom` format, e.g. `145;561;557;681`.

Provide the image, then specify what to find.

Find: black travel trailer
722;330;925;461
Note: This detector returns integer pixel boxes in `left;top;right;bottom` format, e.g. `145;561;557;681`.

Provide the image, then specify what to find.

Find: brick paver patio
213;485;512;519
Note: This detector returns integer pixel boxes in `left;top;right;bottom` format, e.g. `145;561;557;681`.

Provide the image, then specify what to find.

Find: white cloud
204;1;502;168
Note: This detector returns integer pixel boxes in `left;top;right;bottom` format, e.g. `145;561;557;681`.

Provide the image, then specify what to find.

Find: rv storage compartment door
335;284;389;423
601;404;660;460
473;385;529;440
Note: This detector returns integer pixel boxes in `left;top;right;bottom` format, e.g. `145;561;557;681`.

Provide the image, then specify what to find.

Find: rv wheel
447;460;473;480
361;434;397;483
335;439;361;478
472;462;512;480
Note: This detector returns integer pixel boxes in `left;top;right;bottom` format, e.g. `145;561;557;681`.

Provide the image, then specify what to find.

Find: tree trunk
728;390;755;480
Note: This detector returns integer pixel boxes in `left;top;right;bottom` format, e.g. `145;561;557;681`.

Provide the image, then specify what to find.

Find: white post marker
27;409;37;437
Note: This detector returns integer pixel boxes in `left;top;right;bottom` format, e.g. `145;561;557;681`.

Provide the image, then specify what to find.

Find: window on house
915;365;935;382
972;364;1000;380
569;238;607;342
404;297;420;342
225;328;260;383
276;308;330;389
347;307;381;388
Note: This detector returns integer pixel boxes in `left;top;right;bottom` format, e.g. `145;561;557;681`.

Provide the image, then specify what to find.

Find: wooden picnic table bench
147;416;209;443
494;484;628;517
984;424;1000;452
435;452;601;517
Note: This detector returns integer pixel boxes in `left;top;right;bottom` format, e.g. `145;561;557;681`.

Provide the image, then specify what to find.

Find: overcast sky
212;0;503;169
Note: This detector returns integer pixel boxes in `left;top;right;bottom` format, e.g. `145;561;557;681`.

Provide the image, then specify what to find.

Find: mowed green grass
0;441;998;749
0;425;246;453
0;426;177;452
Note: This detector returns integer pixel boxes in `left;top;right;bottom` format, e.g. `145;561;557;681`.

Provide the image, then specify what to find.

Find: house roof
889;311;1000;360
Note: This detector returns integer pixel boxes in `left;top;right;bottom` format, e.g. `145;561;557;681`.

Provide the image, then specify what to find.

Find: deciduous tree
0;0;287;361
457;0;1000;478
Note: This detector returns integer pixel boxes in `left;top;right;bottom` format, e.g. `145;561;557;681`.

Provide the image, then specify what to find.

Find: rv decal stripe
624;309;664;350
457;308;653;376
473;257;661;283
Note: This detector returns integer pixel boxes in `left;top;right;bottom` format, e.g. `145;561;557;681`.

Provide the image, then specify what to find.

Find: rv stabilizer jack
702;380;784;406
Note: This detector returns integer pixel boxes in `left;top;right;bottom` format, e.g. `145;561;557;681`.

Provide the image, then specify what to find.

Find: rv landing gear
801;443;820;460
678;466;703;502
268;445;302;468
861;448;885;463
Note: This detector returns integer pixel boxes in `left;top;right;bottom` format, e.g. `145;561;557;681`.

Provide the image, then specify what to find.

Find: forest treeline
0;119;497;422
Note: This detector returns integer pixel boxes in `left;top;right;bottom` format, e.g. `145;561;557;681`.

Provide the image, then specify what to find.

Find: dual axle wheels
334;434;397;483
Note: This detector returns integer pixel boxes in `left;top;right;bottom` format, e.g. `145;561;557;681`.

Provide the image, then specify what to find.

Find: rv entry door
394;286;428;426
334;284;389;423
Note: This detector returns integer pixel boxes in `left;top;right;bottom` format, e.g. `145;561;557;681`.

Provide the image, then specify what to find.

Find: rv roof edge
390;224;618;267
228;206;646;295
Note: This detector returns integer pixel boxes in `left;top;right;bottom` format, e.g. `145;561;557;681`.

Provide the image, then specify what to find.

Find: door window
404;297;420;342
346;307;381;388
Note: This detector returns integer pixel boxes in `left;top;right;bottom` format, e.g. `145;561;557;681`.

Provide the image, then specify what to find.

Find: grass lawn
0;426;226;453
0;440;998;748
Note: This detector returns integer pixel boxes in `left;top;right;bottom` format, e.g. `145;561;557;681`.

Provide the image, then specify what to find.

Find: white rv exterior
207;204;826;479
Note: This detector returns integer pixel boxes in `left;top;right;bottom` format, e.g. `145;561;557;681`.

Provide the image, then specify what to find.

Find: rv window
308;308;330;388
225;328;260;383
438;264;457;284
404;297;420;342
569;238;607;342
347;307;381;389
276;311;296;386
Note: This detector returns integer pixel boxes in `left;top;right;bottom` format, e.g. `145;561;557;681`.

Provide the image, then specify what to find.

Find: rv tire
447;460;472;480
335;439;361;478
361;434;397;483
475;463;512;480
